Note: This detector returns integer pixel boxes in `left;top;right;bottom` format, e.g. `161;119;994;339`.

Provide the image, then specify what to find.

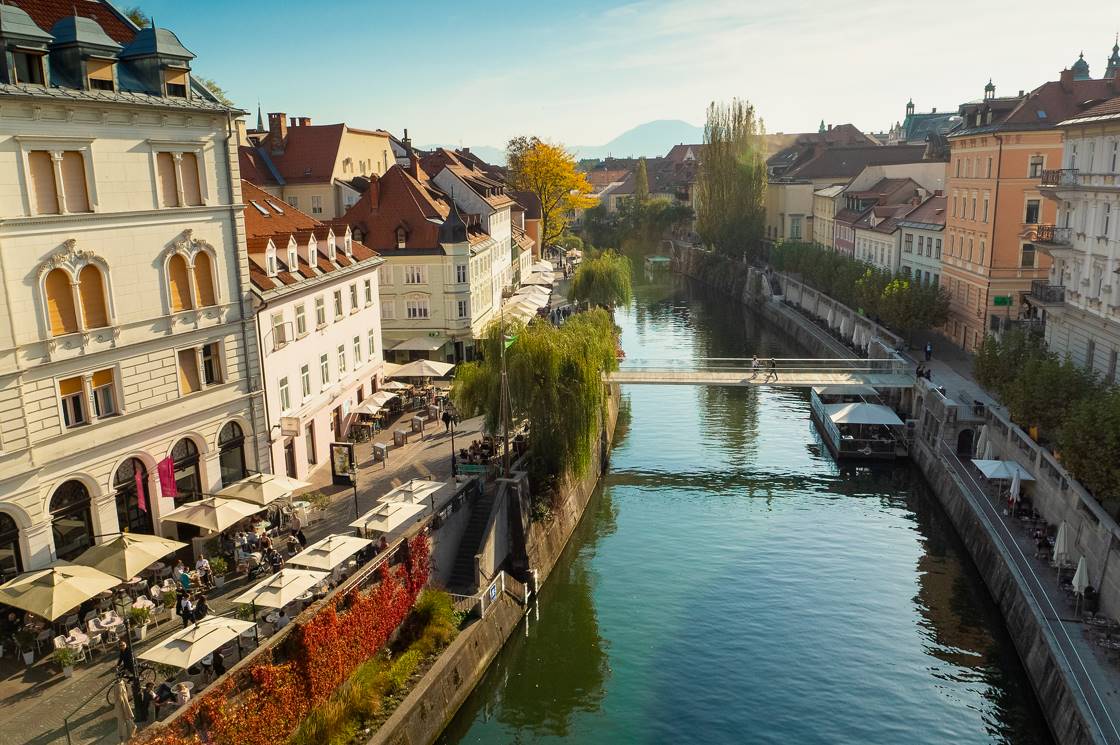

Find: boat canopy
812;385;878;397
825;402;904;426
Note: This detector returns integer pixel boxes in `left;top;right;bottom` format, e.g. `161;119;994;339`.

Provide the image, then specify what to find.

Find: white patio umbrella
73;534;186;581
232;568;329;609
350;501;427;536
826;307;836;329
1009;471;1022;504
391;359;455;379
161;497;263;533
381;361;402;378
0;564;120;621
138;616;256;669
1072;556;1090;596
217;473;311;507
380;381;411;391
381;479;445;506
1053;521;1073;566
288;534;372;571
974;425;989;458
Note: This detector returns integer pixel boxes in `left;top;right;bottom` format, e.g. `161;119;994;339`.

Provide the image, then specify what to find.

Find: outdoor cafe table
133;596;155;611
64;628;88;649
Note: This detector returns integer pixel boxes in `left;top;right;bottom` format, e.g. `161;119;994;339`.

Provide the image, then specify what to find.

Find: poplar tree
634;158;650;204
696;99;768;259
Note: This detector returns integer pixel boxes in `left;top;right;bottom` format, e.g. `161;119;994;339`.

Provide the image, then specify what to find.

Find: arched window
167;254;193;312
0;512;22;581
45;268;78;336
396;226;407;248
170;438;202;543
218;422;247;488
78;264;109;329
113;458;153;536
50;480;93;561
193;252;216;307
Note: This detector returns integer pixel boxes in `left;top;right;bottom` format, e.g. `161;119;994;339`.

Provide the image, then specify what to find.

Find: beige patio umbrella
350;501;427;537
380;381;411;391
138;615;256;669
217;473;311;507
73;534;186;581
231;568;329;609
288;534;372;571
381;479;446;506
391;359;455;379
0;564;120;621
1053;521;1073;566
110;678;136;742
161;497;263;533
1072;556;1090;595
381;361;402;378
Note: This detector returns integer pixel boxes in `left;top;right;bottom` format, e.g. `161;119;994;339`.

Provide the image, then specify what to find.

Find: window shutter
58;376;83;396
77;265;108;328
157;152;179;207
180;152;202;206
45;268;78;335
29;150;58;214
91;369;113;388
60;151;89;213
192;252;216;306
177;349;201;393
168;255;193;312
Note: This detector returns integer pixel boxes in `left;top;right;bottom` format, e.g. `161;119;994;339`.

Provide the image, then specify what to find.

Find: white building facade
1036;104;1120;383
0;8;265;576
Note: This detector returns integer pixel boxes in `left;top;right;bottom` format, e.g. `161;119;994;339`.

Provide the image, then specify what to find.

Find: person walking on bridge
748;356;760;380
765;358;778;383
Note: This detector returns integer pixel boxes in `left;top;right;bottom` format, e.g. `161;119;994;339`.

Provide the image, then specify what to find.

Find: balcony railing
1029;279;1066;305
1039;168;1079;187
1027;224;1073;245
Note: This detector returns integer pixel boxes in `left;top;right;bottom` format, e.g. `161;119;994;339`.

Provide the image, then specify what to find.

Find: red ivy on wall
135;534;431;745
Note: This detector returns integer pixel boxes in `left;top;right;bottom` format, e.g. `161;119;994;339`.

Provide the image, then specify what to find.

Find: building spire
256;102;263;131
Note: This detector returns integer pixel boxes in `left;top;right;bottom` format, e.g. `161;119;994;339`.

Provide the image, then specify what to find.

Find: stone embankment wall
672;243;1107;745
367;386;621;745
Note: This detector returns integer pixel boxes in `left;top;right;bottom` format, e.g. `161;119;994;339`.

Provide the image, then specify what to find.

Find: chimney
934;189;944;197
827;124;832;132
268;113;287;154
1060;68;1074;91
233;118;248;146
462;147;471;155
402;128;412;151
931;107;937;113
298;117;311;127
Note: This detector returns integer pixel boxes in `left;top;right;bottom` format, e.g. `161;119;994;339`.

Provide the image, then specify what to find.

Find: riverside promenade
0;414;483;745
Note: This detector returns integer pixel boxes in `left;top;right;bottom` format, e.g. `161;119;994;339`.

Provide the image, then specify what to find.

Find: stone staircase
447;489;496;593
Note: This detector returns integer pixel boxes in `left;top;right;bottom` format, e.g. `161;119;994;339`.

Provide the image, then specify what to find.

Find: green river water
439;271;1051;745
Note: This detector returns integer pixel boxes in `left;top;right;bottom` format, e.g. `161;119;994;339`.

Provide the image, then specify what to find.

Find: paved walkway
0;413;484;745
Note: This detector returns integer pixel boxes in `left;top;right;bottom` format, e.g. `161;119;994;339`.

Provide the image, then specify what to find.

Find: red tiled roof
786;145;927;180
420;148;515;209
12;0;136;44
1002;78;1117;128
239;147;273;185
262;124;345;184
1062;94;1120;124
241;181;377;293
897;195;947;227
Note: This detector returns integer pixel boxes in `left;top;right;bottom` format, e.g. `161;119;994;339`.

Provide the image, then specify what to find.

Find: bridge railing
617;357;909;376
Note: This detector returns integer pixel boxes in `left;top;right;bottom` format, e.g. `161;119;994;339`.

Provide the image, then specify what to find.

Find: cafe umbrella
1053;521;1073;567
288;534;371;571
161;496;264;533
72;533;186;581
0;564;120;621
232;568;329;609
391;359;455;379
138;616;256;669
217;473;311;507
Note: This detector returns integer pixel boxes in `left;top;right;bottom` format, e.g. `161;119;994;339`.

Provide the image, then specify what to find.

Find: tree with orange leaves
506;137;597;253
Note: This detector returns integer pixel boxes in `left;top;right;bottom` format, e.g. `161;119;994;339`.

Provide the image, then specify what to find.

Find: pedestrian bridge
607;358;915;389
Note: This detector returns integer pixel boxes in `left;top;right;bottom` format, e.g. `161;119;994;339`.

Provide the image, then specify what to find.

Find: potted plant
209;555;229;588
15;629;36;666
234;604;255;622
304;490;329;516
53;646;78;677
128;606;152;641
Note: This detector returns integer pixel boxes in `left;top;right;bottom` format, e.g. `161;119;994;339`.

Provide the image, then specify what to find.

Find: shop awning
391;335;448;352
825;402;903;426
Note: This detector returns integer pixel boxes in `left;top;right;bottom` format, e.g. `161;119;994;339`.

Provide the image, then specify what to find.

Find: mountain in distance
572;119;704;160
421;120;703;166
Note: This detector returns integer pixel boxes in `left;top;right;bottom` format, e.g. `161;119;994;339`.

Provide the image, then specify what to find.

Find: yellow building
239;112;396;220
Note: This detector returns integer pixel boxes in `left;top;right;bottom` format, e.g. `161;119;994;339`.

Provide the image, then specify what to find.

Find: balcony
1029;280;1065;305
1039;169;1079;187
1025;224;1073;246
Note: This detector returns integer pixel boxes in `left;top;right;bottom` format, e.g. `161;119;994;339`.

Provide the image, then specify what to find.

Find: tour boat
809;385;909;461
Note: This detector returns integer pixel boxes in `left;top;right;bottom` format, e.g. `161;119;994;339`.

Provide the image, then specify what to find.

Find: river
439;271;1052;745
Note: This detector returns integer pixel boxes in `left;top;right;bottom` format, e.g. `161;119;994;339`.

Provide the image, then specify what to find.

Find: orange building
942;61;1120;351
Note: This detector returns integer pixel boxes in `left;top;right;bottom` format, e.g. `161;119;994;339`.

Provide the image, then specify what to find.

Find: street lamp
349;464;360;521
112;591;142;714
448;405;457;479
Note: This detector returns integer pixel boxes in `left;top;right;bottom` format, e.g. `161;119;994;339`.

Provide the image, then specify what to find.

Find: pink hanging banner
135;468;147;513
158;457;178;500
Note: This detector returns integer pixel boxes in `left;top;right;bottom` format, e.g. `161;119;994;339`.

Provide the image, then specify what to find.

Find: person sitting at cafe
286;532;301;556
275;608;289;630
195;555;212;589
174;682;191;706
149;680;177;718
173;559;187;578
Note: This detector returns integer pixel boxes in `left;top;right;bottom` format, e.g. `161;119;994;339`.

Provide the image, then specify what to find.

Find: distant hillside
573;120;704;160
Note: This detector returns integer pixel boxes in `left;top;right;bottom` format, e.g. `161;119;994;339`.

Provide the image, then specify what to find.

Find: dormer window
344;231;353;256
13;50;46;85
163;67;189;98
265;246;278;277
287;241;298;271
85;58;115;91
396;227;407;248
328;233;337;258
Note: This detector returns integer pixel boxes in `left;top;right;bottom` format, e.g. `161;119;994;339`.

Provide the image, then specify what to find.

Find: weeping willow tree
452;309;619;480
569;251;633;308
695;98;768;259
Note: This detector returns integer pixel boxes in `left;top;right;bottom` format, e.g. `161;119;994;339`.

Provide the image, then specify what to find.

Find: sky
140;0;1120;148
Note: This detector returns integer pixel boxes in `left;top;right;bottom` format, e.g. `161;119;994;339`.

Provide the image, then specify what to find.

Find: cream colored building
812;185;845;249
0;5;265;577
239;112;396;221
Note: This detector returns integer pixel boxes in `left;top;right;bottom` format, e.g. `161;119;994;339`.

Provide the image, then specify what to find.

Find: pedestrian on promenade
924;342;933;362
442;409;453;432
765;358;778;383
748;356;760;380
192;594;209;622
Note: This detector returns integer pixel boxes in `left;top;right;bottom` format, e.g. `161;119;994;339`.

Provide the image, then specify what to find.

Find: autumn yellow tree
506;137;597;251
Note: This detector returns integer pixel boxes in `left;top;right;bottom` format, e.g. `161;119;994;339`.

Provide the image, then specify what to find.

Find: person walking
924;342;933;362
765;358;778;383
748;356;760;380
441;409;453;433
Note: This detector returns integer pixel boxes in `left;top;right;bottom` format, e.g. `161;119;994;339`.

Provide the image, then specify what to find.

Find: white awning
349;501;427;535
391;335;448;352
138;617;256;669
971;459;1036;481
812;385;878;396
392;359;455;378
825;402;903;426
288;534;372;571
522;274;554;287
381;479;447;506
